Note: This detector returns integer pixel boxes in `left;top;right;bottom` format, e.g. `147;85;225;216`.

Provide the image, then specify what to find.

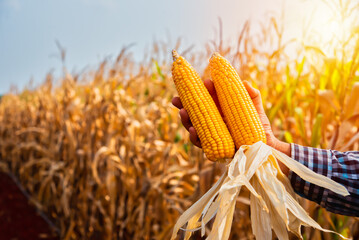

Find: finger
179;108;192;131
172;96;183;109
189;127;202;148
243;80;260;99
243;80;267;118
203;79;216;96
203;79;224;116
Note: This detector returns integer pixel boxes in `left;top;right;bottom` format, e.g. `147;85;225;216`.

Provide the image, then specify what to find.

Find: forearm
288;144;359;216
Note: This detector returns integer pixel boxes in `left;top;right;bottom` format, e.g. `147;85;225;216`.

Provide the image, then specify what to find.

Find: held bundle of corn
170;51;350;240
171;50;235;161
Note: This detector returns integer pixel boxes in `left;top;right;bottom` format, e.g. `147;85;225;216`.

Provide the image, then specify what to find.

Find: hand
172;79;278;148
172;79;290;175
241;80;277;148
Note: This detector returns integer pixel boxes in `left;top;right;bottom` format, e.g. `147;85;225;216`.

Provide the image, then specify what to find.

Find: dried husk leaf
171;142;350;240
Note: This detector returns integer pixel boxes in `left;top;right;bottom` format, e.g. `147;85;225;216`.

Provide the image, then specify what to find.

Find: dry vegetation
1;2;359;239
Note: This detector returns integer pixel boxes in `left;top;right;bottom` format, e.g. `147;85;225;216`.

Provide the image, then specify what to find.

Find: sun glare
311;9;340;44
300;0;358;57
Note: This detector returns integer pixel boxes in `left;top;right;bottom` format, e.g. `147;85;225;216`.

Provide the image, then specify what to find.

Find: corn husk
171;141;350;240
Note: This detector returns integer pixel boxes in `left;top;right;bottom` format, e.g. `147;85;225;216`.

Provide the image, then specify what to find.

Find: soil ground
0;172;59;240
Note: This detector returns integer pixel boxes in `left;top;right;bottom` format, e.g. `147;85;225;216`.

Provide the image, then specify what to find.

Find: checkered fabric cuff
288;143;332;207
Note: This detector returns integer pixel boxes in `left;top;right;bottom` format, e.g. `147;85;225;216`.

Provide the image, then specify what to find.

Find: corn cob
209;52;266;148
171;50;235;162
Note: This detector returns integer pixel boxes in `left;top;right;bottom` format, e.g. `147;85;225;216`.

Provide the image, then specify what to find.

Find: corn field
1;2;359;239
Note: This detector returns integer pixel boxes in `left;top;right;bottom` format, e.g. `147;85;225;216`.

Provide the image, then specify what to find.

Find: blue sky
0;0;322;94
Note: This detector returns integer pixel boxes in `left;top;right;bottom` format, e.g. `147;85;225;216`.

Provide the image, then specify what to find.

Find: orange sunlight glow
300;0;359;57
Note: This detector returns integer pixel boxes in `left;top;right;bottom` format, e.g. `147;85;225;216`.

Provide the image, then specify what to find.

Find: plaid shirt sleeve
288;143;359;216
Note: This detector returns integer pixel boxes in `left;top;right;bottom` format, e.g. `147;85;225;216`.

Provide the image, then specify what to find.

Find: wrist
268;136;291;176
272;138;291;156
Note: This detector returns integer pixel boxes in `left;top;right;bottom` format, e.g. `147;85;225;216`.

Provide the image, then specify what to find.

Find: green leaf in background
295;107;308;145
285;87;294;112
296;57;305;80
284;131;293;143
311;113;323;147
183;143;189;153
285;65;293;110
154;60;165;81
331;68;340;94
319;65;330;90
174;132;181;143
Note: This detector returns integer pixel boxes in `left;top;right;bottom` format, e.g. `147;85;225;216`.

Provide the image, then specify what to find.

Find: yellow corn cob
209;52;266;148
171;50;235;162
